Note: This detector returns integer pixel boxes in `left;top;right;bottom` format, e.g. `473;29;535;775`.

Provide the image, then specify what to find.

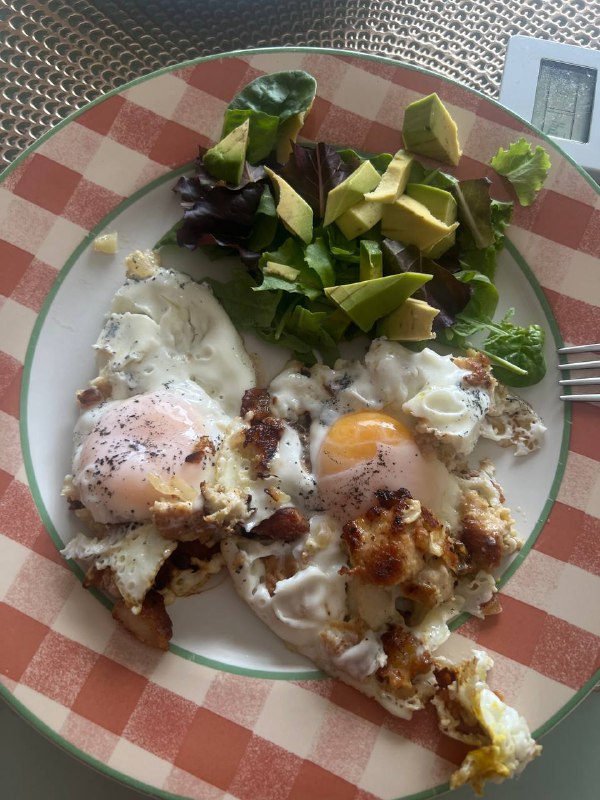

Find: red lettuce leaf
174;179;264;250
279;142;355;219
381;239;471;331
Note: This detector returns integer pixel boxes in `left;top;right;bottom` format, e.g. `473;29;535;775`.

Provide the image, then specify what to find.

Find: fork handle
558;344;600;354
559;377;600;386
558;360;600;370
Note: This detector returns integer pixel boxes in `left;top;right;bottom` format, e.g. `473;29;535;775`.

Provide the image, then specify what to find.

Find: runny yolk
318;411;415;477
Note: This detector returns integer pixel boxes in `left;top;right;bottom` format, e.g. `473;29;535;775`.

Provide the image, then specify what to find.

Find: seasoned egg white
72;380;230;525
94;265;256;414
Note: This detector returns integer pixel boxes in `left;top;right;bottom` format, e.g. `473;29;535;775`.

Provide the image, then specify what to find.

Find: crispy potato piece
252;506;309;542
111;590;172;650
376;626;432;699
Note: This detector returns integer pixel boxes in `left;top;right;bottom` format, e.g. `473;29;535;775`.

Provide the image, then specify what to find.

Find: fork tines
558;344;600;402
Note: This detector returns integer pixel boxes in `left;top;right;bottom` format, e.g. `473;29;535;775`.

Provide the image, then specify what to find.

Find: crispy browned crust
242;416;285;478
480;594;503;616
376;626;432;699
76;386;104;409
453;350;495;390
155;540;222;590
152;501;225;543
341;490;437;586
83;566;119;596
240;387;272;421
251;506;309;542
111;590;172;650
184;435;215;464
458;508;503;573
433;667;487;739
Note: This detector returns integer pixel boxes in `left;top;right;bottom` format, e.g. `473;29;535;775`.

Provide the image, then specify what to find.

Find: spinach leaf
228;70;317;121
482;314;546;386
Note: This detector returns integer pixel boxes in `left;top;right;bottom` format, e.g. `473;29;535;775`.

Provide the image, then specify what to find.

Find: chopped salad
156;70;551;386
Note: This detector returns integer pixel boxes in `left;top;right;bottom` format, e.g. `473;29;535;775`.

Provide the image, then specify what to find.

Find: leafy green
247;186;278;251
408;161;457;190
155;220;181;249
256;238;322;299
304;237;336;287
490;138;551;206
280;143;354;218
206;270;281;329
285;305;339;364
454;178;494;248
327;226;361;262
337;148;393;173
228;70;317;121
454;270;499;321
381;239;472;331
223;71;317;166
482;311;546;386
451;199;513;280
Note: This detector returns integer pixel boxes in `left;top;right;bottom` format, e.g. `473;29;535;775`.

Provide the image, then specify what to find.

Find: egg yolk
318;411;414;476
316;410;460;525
74;391;217;525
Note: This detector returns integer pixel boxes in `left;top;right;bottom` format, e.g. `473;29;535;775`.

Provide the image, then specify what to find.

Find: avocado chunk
359;240;383;281
323;160;381;226
324;272;431;333
276;110;309;164
381;194;458;252
377;297;439;341
265;167;313;244
364;150;413;203
203;118;250;185
263;261;301;281
335;198;383;240
402;93;462;166
405;183;458;257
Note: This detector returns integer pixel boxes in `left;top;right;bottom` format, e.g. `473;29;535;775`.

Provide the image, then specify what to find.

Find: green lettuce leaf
304;237;336;287
256;238;322;299
490;138;551;206
205;270;281;329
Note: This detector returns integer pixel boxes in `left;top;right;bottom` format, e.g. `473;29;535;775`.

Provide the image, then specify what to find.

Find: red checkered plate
1;48;599;800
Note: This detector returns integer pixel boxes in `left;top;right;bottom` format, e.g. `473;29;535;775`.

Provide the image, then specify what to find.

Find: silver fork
558;344;600;402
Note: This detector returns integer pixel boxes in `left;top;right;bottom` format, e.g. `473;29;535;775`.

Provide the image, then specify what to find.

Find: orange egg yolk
318;410;415;477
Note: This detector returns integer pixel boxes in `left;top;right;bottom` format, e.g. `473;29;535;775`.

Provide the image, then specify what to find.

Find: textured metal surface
2;0;599;165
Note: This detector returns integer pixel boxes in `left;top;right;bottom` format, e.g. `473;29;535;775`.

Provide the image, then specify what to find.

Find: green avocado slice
324;271;431;333
203;118;250;185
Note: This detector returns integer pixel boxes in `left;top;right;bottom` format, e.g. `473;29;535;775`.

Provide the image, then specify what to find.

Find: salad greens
157;71;552;386
490;138;552;207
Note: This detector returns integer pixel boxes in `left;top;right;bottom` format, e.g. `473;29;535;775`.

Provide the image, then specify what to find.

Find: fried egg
94;258;256;414
68;259;258;526
314;409;462;528
264;339;538;535
72;380;230;525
